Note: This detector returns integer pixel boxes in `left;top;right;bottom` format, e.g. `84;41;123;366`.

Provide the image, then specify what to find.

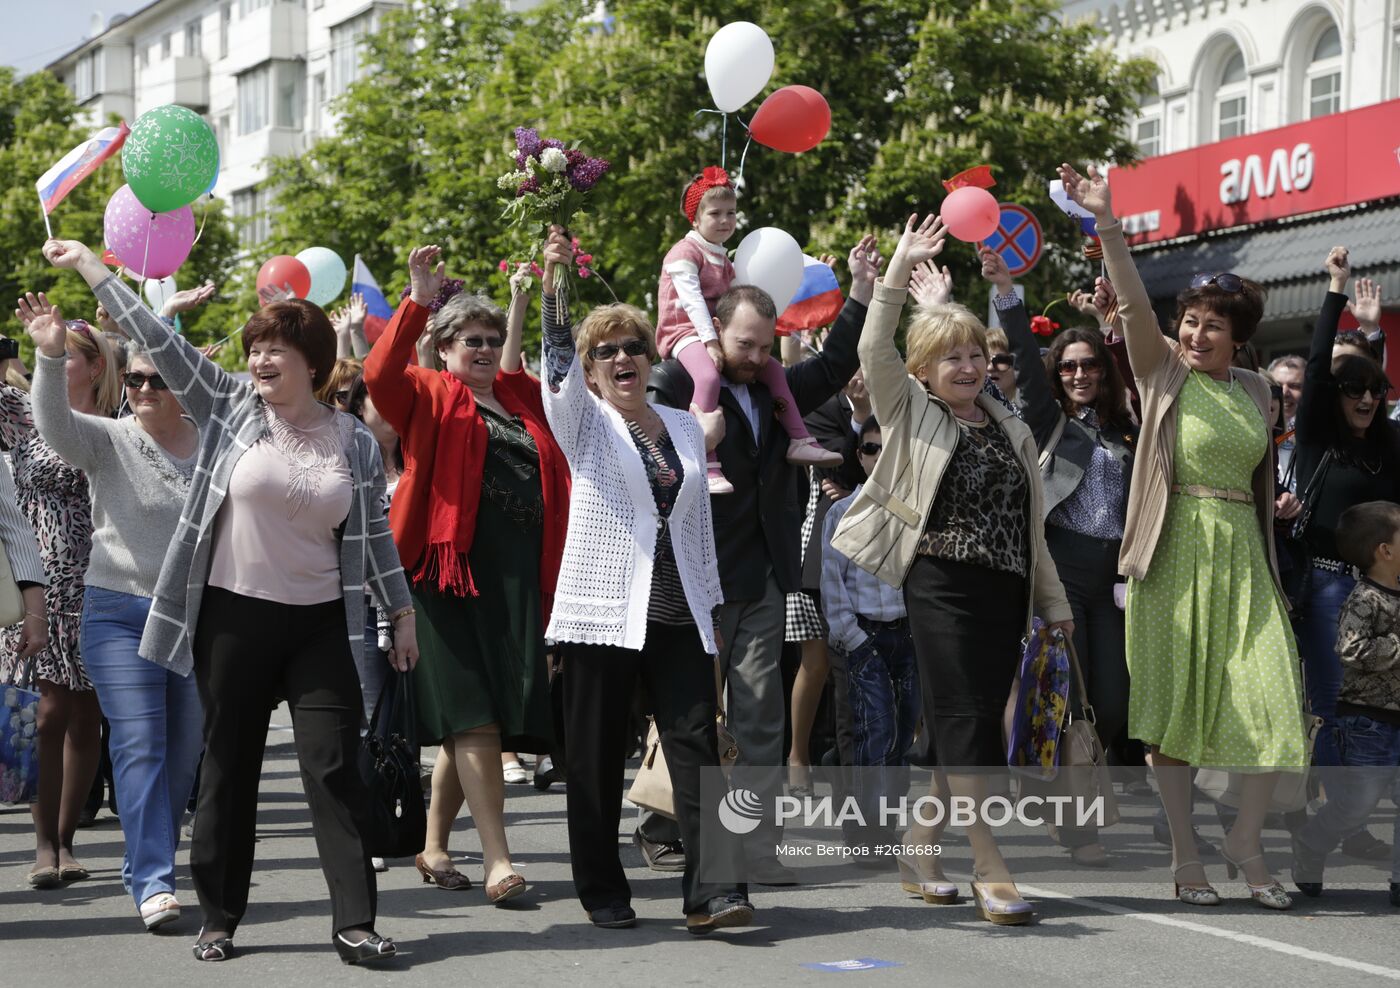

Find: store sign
1110;98;1400;245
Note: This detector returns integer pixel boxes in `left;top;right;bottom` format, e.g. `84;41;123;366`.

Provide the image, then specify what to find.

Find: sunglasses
123;372;168;391
1057;357;1103;376
858;442;882;456
1338;381;1389;401
1189;272;1245;294
588;339;649;362
989;354;1015;371
453;335;506;351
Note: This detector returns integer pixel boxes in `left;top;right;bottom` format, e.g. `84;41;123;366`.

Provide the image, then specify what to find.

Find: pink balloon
103;184;196;279
941;186;1000;243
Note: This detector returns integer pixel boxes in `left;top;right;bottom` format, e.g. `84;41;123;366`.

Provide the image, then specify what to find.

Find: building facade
1061;0;1400;367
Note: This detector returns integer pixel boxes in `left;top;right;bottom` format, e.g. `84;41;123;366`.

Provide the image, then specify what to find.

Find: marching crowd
0;159;1398;965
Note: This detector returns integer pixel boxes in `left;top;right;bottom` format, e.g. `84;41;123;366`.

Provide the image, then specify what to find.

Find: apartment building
1060;0;1400;360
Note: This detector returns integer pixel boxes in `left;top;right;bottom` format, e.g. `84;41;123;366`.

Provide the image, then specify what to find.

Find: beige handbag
627;661;739;820
0;538;25;628
1055;636;1120;827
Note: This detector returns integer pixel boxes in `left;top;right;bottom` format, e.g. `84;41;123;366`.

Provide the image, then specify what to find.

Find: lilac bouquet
497;127;610;291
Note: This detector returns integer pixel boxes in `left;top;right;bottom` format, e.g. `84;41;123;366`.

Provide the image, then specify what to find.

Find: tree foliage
0;68;238;364
267;0;1155;349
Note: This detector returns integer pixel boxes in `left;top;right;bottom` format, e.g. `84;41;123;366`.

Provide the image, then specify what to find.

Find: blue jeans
81;587;204;907
1295;566;1355;768
845;618;920;829
1298;715;1400;883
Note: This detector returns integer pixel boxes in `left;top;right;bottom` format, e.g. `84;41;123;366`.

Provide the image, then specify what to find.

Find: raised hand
886;215;947;289
978;247;1014;294
329;305;350;335
346;291;367;326
540;226;573;297
1056;163;1113;221
1347;277;1383;331
408;245;445;307
162;281;216;318
847;234;885;305
908;260;954;306
15;292;67;358
41;238;99;271
1067;289;1097;316
508;262;533;297
1324;246;1351;293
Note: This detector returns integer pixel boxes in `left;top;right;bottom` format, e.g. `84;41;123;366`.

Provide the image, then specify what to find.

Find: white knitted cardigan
542;348;724;653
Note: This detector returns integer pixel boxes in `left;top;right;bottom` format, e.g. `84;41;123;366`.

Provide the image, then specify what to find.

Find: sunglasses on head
1057;357;1103;376
858;441;882;456
454;335;506;351
1338;380;1389;401
1189;272;1245;294
123;372;168;391
588;339;649;362
989;353;1015;371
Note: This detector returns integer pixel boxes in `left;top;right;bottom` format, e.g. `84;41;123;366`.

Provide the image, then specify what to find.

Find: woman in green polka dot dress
1058;163;1308;912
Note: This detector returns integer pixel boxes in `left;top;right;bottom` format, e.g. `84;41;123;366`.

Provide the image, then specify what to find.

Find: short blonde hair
575;304;658;373
66;322;121;415
317;357;363;404
905;302;989;379
984;327;1009;353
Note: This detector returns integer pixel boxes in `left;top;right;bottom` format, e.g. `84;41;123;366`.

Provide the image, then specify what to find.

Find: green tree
0;67;238;363
269;0;1155;351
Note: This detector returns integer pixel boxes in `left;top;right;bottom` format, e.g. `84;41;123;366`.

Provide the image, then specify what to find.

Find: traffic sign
982;204;1043;278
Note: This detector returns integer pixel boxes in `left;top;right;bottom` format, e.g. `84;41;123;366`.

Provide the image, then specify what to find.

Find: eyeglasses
1189;272;1245;294
587;339;649;362
858;442;882;456
123;372;168;391
989;354;1015;371
1057;357;1103;376
453;335;506;351
1338;381;1389;401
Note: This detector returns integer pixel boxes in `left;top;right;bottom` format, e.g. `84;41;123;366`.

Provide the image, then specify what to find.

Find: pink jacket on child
654;231;734;359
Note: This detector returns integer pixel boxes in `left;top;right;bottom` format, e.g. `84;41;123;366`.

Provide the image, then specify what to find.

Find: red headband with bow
682;166;732;223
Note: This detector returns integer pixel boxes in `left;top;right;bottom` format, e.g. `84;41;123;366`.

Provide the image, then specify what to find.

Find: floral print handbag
0;659;40;804
1007;618;1070;780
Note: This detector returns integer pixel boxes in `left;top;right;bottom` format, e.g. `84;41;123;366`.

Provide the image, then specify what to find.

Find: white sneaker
141;892;181;931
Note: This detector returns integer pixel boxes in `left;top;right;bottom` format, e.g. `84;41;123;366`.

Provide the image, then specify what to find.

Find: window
215;113;230;153
75;50;96;101
232;187;269;247
1134;78;1162;157
239;0;272;14
1215;51;1248;139
139;46;150;69
185;19;202;57
219;4;231;58
161;32;172;59
1306;24;1342;118
330;14;372;95
238;64;270;134
310;72;325;135
275;61;304;128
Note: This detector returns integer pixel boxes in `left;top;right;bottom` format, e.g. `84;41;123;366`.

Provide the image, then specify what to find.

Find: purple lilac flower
568;156;611;191
541;137;565;150
564;148;587;169
398;277;466;312
514;127;543;158
516;175;541;197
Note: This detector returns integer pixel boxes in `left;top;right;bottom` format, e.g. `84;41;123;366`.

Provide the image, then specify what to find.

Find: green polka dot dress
1125;372;1307;769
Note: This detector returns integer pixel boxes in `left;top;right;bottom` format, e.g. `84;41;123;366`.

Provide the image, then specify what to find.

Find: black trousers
190;587;375;936
563;621;742;915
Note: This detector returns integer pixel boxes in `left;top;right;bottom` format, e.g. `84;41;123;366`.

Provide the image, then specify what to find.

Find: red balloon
256;255;311;303
749;85;831;154
941;186;1000;243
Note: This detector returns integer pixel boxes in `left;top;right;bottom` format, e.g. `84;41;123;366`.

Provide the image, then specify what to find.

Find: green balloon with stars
120;105;220;213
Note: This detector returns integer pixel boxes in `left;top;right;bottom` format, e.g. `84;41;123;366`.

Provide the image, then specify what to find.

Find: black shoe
1390;883;1399;908
1153;822;1217;857
533;757;564;792
686;893;753;935
1290;833;1324;898
634;832;686;872
588;902;636;928
333;931;396;966
747;857;799;887
191;936;233;962
1341;830;1392;862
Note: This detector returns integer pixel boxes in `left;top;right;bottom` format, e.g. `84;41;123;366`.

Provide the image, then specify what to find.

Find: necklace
263;405;341;515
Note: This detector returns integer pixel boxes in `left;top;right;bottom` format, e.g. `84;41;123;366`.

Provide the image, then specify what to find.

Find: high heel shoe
333;930;397;965
1221;849;1292;910
969;880;1034;925
896;858;958;904
1171;859;1221;906
414;853;471;890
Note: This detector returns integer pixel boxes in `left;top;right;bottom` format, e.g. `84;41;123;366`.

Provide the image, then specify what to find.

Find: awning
1130;200;1400;321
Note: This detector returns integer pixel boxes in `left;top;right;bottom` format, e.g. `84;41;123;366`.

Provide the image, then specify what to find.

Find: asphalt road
1;704;1397;985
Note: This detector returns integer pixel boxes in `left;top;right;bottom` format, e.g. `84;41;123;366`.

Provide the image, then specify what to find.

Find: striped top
624;419;692;626
0;455;45;587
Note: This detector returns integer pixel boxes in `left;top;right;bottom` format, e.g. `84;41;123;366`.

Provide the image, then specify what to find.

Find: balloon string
735;135;754;188
192;195;212;247
139;213;153;299
693;108;728;170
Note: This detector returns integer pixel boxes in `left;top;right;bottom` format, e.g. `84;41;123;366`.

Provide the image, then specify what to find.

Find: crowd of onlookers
0;158;1397;965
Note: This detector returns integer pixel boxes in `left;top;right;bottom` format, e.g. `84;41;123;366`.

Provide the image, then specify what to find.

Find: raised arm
18;293;113;471
1295;247;1350;450
982;249;1062;449
501;266;531;374
363;246;441;435
42;239;241;423
786;235;881;416
538;231;596;460
1056;164;1169;380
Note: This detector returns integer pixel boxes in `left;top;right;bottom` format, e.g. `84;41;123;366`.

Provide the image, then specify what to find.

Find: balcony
226;1;306;76
137;55;210;114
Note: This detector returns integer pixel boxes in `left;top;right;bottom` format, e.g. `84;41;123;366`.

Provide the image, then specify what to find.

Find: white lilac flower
540;147;568;174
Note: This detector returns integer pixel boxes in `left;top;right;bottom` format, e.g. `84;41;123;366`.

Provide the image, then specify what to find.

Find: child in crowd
1294;500;1400;907
654;166;841;493
820;418;919;840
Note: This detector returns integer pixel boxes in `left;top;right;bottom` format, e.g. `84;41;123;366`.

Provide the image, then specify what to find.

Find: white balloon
704;22;775;113
732;227;804;316
296;246;348;307
143;275;178;312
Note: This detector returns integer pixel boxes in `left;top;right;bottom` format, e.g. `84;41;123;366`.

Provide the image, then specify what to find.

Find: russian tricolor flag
36;123;129;215
777;255;844;334
353;255;394;344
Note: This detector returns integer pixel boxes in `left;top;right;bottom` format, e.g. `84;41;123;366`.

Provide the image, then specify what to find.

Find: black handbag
357;671;427;859
1278;449;1333;613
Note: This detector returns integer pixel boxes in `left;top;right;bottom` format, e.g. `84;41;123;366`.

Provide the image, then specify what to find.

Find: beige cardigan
830;280;1072;631
1099;220;1284;593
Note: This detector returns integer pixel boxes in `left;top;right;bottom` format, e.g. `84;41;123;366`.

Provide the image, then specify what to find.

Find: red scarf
416;369;569;613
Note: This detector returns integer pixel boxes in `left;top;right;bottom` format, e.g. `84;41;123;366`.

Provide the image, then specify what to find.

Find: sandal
485;873;527;904
58;864;90;882
27;866;61;890
414;853;472;890
192;933;234;962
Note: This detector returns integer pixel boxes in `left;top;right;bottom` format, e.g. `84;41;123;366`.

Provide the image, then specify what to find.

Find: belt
1170;484;1253;504
1313;557;1349;574
857;615;908;631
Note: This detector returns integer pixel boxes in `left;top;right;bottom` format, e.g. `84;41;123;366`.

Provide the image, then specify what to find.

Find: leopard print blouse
917;418;1029;577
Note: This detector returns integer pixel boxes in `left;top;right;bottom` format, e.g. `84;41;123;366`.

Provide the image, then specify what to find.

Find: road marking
1021;884;1400;981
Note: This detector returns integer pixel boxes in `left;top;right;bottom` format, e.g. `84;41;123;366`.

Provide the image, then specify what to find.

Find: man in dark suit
648;237;880;882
